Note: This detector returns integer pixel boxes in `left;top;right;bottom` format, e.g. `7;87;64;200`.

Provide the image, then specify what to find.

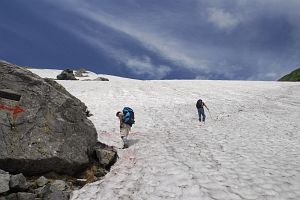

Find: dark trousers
197;108;206;122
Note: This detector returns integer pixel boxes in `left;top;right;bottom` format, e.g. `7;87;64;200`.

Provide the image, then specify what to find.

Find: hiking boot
123;144;129;149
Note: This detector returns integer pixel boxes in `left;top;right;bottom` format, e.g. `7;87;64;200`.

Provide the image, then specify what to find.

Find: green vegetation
278;68;300;81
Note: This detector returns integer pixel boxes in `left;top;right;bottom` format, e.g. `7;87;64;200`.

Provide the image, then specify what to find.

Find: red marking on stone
0;104;25;117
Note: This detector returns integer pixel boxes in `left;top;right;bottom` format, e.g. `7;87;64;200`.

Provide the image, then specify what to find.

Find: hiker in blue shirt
196;99;209;124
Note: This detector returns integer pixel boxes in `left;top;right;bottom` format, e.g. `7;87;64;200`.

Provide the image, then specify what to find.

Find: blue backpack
122;107;135;126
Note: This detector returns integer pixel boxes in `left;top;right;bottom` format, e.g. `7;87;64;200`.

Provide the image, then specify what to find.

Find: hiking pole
207;109;214;121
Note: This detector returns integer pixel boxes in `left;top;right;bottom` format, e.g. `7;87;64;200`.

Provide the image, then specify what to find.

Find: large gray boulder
0;60;97;176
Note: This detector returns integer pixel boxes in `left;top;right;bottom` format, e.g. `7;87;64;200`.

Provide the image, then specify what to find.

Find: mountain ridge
278;68;300;81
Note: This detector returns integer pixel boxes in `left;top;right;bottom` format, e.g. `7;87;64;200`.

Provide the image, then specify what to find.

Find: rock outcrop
0;60;97;176
93;77;109;81
57;69;77;80
74;68;88;77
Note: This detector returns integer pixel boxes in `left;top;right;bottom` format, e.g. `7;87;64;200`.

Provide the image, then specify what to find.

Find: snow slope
31;69;300;200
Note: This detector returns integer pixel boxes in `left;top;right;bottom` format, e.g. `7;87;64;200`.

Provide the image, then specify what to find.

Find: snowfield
31;69;300;200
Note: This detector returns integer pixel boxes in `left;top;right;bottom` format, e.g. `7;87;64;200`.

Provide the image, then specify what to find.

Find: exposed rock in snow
74;68;88;77
0;61;97;176
94;142;117;167
56;69;77;80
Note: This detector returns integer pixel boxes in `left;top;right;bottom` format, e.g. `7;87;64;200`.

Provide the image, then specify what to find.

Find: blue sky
1;0;300;80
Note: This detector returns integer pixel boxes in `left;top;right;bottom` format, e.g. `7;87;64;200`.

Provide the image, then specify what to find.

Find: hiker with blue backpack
196;99;209;125
116;107;135;148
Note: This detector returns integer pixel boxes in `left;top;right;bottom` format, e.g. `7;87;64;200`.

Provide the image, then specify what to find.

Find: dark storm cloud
1;0;300;80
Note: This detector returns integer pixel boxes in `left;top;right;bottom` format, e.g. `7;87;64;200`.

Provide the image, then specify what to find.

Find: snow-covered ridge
29;68;138;82
29;68;300;200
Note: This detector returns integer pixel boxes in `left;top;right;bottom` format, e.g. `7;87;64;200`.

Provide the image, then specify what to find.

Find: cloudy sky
1;0;300;80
